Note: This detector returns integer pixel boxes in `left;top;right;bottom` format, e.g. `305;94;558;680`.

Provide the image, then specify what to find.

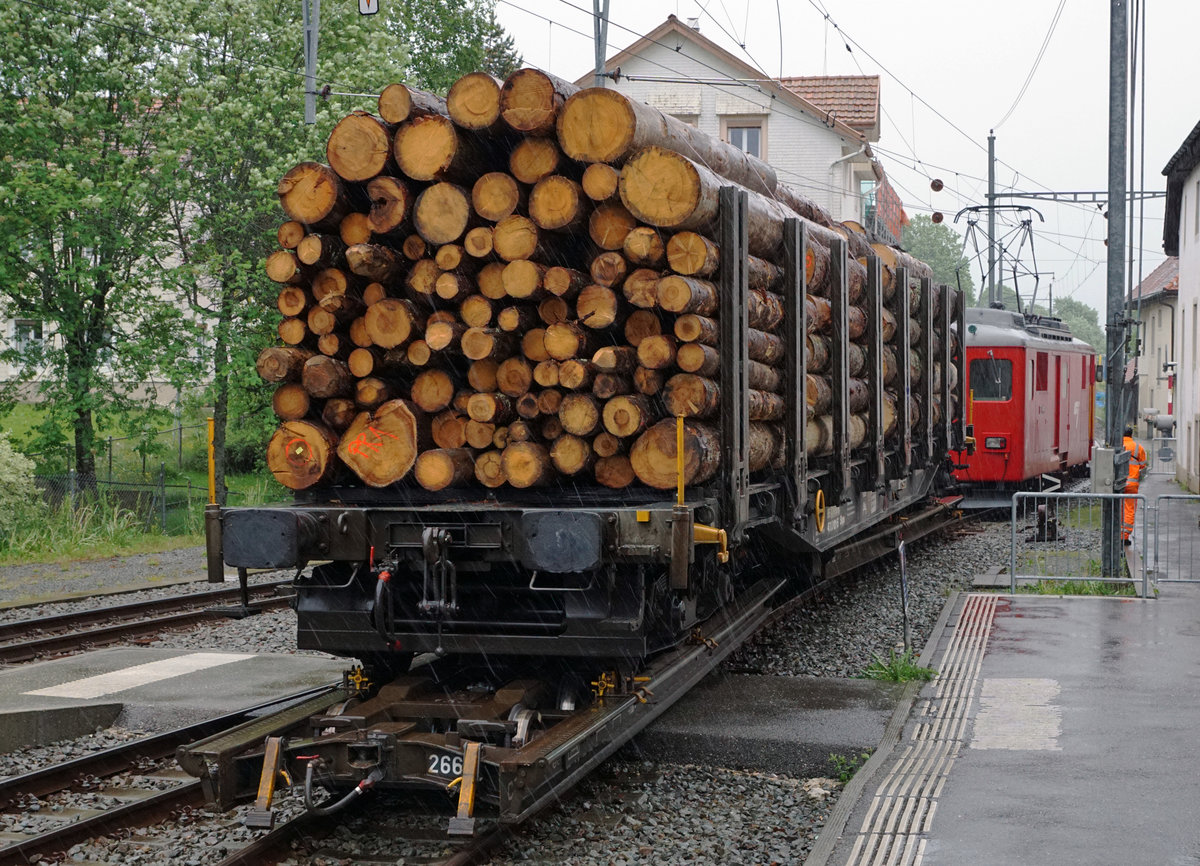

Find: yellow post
675;415;685;506
207;416;216;505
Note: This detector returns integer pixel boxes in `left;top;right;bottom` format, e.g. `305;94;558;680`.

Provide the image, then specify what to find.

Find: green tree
0;0;189;480
383;0;523;93
159;0;411;503
1050;296;1104;351
901;215;976;306
160;0;522;503
993;285;1104;349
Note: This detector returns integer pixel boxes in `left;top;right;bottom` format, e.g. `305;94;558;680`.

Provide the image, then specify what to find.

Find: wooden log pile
261;70;947;493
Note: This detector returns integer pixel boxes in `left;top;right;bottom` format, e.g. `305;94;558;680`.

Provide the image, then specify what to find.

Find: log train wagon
192;69;969;824
952;306;1096;506
231;70;968;679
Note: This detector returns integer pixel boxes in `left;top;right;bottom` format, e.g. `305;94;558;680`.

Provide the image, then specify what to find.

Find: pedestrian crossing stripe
23;652;256;699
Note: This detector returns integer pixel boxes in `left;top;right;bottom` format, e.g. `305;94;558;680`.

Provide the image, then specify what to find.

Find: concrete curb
0;703;124;752
804;590;962;866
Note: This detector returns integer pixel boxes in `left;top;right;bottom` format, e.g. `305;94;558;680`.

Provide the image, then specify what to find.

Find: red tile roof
1132;256;1179;301
777;75;880;140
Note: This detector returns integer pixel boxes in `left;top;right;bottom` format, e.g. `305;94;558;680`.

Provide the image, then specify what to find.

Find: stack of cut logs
260;68;945;493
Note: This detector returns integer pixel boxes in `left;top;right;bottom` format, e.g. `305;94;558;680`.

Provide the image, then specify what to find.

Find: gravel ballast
0;518;1013;863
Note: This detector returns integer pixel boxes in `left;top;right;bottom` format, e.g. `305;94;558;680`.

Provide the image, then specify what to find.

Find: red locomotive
953;307;1096;505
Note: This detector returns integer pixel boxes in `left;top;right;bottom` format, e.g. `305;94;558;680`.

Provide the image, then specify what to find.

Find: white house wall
1136;297;1175;433
1176;163;1200;491
608;39;867;221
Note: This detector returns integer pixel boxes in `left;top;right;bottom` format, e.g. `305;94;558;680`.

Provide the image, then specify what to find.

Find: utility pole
1102;0;1128;578
302;0;321;124
593;0;611;88
987;132;997;307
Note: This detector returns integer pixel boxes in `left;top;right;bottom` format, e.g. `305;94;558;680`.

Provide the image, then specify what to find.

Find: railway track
0;686;337;866
0;503;973;863
210;808;508;865
0;580;295;664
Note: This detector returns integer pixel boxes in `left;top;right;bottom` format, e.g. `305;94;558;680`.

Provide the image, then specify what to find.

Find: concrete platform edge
805;589;963;866
0;703;124;752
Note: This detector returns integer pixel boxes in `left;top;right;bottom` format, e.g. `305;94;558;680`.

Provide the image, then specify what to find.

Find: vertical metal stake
593;0;611;87
783;219;808;522
302;0;321;124
898;537;910;654
896;267;912;473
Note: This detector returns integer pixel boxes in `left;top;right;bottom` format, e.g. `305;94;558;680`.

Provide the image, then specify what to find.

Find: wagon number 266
428;754;463;777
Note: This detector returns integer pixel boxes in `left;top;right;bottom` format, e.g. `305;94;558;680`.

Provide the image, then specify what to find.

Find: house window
861;178;878;229
727;125;761;157
13;319;42;360
721;118;765;159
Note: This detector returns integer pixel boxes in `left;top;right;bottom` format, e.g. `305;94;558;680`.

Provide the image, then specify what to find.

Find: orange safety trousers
1122;480;1139;540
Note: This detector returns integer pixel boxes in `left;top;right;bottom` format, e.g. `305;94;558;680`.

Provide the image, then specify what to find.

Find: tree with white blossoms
0;0;191;483
157;0;412;503
0;0;523;503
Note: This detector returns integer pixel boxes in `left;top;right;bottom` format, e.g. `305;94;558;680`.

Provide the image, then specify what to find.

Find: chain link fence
25;421;254;535
33;469;213;535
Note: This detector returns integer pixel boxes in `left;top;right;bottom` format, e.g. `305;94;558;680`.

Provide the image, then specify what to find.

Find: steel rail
0;685;338;807
0;595;294;664
210;811;507;866
0;780;205;866
0;579;293;642
0;687;340;864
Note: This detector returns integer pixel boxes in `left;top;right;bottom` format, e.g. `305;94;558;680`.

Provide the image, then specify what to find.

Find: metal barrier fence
26;423;211;477
1146;436;1177;476
1148;494;1200;584
1010;491;1150;597
34;469;214;535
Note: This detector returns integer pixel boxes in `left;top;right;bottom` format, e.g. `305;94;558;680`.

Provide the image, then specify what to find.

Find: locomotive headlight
984;436;1007;450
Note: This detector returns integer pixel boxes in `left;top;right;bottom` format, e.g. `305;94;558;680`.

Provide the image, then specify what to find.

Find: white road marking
970;677;1061;751
24;653;255;699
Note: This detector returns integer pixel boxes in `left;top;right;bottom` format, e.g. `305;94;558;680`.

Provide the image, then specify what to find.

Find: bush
0;433;40;543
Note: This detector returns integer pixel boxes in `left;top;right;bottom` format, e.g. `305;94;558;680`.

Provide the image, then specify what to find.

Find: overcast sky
493;0;1200;317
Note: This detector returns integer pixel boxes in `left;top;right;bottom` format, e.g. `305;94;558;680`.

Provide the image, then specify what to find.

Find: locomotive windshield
970;358;1013;401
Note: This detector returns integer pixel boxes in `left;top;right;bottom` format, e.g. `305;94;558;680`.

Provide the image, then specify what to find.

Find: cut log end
629;419;721;489
268;421;339;490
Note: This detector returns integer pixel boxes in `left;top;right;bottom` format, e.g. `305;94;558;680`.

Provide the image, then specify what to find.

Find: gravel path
0;547;214;606
0;517;1012;864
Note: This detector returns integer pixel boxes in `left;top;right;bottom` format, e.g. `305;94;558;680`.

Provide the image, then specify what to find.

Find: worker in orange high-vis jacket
1122;426;1147;545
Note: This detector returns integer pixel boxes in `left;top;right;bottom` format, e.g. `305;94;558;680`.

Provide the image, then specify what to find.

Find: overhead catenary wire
993;0;1068;129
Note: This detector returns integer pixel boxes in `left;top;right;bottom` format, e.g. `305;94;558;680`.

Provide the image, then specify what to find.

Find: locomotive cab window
970;358;1012;401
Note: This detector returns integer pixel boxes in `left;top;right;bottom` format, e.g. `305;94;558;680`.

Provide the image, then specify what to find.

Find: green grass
829;751;872;784
862;649;937;682
1018;579;1138;597
2;403;47;444
1060;503;1103;530
0;403;293;564
0;499;202;566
